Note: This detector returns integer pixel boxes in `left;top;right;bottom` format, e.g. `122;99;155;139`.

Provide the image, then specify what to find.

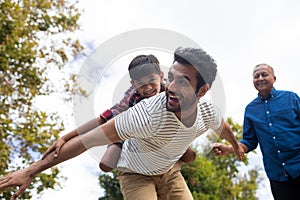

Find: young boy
42;54;196;172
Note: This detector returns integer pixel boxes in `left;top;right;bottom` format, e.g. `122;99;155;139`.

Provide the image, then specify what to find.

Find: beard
166;91;198;113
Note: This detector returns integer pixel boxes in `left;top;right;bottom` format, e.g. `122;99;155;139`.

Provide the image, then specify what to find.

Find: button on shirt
240;88;300;181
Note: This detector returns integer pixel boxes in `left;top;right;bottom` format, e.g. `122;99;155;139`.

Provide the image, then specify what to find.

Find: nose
141;83;152;91
167;80;177;92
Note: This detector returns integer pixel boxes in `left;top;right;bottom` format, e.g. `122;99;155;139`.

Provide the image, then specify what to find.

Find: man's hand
212;143;234;157
213;143;245;161
232;144;245;161
0;169;34;200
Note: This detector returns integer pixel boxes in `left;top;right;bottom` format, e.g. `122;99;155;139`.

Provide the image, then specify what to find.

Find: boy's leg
117;171;157;200
179;147;196;163
99;142;123;172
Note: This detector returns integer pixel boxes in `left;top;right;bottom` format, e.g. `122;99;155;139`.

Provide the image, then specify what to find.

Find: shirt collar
257;88;277;101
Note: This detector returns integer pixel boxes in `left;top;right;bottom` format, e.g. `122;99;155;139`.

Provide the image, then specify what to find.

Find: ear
196;83;210;98
160;72;164;81
131;80;137;89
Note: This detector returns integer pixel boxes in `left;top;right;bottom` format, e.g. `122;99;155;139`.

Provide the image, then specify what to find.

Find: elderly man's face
253;64;276;97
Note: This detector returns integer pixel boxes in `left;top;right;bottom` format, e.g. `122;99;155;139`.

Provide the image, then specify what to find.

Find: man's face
253;64;276;96
131;73;163;98
165;62;201;115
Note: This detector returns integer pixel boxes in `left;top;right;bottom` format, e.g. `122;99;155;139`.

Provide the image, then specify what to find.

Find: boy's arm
101;86;135;121
43;87;135;159
42;117;106;159
0;119;121;200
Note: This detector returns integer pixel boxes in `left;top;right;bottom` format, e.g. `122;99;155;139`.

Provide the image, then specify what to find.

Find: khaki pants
117;161;193;200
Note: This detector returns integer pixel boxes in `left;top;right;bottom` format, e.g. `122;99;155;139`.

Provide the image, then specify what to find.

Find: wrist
230;142;239;149
28;162;42;177
229;145;235;153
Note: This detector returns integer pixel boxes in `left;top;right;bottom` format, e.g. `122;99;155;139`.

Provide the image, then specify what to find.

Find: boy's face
131;73;164;98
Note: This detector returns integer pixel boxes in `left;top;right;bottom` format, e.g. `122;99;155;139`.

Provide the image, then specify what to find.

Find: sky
39;0;300;199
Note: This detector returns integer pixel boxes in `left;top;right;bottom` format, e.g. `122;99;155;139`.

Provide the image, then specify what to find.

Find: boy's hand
0;169;34;200
42;138;66;159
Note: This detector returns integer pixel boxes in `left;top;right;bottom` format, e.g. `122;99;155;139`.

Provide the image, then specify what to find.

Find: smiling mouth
167;93;180;104
144;89;156;97
256;82;266;87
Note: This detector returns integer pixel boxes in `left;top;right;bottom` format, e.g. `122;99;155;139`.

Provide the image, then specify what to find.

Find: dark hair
128;54;161;80
173;47;217;91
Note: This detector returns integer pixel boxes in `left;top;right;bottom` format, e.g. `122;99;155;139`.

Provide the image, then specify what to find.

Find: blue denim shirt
241;88;300;181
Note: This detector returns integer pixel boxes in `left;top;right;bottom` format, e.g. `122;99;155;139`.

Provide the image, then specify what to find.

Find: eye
177;78;190;86
262;73;269;77
134;81;144;87
148;78;156;83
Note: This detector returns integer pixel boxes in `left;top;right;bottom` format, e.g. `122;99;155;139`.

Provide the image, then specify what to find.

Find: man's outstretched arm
0;119;120;200
213;142;249;157
218;121;245;161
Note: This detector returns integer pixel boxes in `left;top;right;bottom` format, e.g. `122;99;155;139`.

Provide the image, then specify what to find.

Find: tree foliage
98;170;123;200
0;0;84;199
181;117;260;200
98;118;261;200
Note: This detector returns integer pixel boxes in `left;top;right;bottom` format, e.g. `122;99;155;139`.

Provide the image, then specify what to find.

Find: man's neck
175;108;197;128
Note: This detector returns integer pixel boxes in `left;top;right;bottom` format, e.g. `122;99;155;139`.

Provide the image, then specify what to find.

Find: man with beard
0;47;244;200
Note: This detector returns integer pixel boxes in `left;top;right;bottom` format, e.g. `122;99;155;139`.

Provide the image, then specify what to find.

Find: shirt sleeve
294;92;300;117
114;93;166;140
99;86;135;121
211;104;223;131
199;98;223;131
114;99;153;140
240;106;259;152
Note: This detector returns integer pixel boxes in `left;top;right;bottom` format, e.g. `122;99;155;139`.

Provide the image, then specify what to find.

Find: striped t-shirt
115;92;222;175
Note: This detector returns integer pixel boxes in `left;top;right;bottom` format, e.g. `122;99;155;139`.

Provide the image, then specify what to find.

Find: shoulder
125;85;137;96
143;92;166;104
277;90;299;97
245;96;260;109
197;98;223;129
198;97;214;109
272;90;300;104
132;92;166;114
198;97;217;117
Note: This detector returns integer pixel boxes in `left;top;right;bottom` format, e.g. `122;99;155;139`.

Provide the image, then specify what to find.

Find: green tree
98;170;123;200
181;117;260;200
98;118;261;200
0;0;84;199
